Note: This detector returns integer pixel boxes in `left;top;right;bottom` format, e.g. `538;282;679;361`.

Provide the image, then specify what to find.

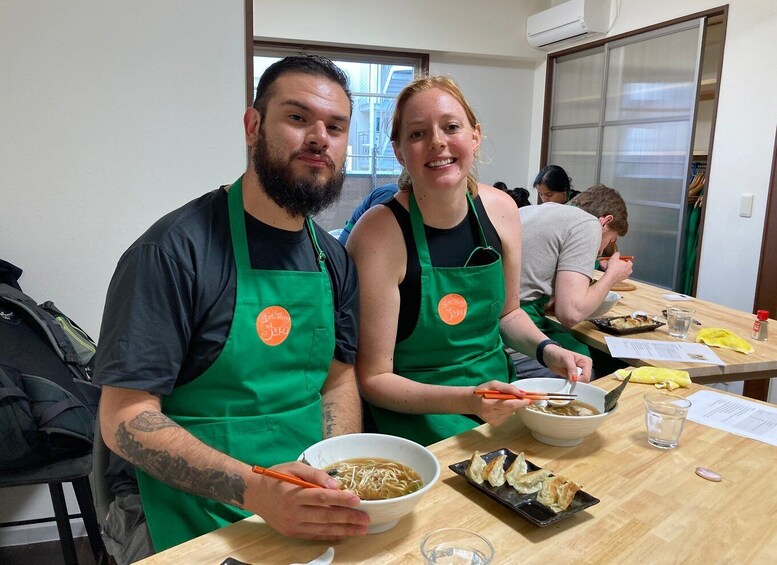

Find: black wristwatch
536;339;561;367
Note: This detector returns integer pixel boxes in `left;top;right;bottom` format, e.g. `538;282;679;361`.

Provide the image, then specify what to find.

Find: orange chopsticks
474;389;576;401
597;255;634;262
251;466;323;490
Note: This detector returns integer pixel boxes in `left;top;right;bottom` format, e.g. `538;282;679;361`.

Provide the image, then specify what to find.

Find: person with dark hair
510;184;633;378
93;55;368;558
506;187;531;208
347;75;591;447
492;182;531;209
534;164;580;203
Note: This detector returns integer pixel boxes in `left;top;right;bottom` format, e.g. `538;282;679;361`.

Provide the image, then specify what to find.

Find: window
543;18;719;290
253;44;427;232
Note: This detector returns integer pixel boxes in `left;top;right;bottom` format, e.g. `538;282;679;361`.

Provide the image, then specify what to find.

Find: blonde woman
347;76;591;446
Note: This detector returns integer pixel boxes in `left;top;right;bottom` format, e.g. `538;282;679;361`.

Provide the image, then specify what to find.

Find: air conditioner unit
527;0;610;49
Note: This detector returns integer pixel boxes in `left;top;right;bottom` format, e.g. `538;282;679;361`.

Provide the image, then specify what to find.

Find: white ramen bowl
300;433;440;534
586;291;621;319
515;378;613;447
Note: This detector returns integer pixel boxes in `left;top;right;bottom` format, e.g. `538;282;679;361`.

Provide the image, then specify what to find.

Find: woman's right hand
472;380;530;427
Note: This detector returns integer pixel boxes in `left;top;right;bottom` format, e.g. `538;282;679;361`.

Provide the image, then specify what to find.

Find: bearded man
94;56;368;562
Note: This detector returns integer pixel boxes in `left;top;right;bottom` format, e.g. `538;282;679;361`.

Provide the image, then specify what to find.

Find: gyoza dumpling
537;475;563;509
537;475;580;512
510;468;551;494
504;452;528;486
465;451;487;484
484;454;507;487
555;478;580;511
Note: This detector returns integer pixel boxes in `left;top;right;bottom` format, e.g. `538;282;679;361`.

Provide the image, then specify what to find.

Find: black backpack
0;283;100;469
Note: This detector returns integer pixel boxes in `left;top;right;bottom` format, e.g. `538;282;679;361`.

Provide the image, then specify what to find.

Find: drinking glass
666;306;695;339
644;392;692;449
420;528;494;565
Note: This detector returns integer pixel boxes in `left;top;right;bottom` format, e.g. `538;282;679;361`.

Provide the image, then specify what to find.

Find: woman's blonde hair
390;75;480;197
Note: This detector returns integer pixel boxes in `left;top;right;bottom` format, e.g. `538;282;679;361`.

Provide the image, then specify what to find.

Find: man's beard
252;126;345;218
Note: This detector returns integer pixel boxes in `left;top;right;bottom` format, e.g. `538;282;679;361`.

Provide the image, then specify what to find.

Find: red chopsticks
251;466;323;490
474;389;576;401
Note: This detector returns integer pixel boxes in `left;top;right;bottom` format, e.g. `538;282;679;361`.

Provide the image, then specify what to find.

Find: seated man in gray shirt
512;184;633;378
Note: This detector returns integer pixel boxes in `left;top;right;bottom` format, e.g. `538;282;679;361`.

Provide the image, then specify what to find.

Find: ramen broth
323;457;422;500
527;400;600;417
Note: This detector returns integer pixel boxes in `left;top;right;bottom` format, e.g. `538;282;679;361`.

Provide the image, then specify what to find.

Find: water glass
644;392;692;449
666;306;695;339
420;528;494;565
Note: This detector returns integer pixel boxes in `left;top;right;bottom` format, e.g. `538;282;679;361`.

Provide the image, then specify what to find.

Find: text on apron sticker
256;306;292;346
438;293;468;325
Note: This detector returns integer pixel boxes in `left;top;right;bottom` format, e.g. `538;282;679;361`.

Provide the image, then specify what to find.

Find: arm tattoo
115;411;246;507
322;401;336;438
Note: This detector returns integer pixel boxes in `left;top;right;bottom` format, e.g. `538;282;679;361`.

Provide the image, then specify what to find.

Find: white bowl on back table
586;291;621;320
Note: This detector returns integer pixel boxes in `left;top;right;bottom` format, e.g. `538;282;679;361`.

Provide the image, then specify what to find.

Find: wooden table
564;277;777;400
136;377;777;564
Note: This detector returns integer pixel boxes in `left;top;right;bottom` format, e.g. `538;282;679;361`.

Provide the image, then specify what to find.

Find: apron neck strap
228;176;251;270
305;216;327;270
408;191;488;266
228;177;326;271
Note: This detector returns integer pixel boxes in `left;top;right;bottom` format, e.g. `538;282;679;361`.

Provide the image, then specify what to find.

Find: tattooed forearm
322;401;336;438
115;420;246;508
129;410;178;432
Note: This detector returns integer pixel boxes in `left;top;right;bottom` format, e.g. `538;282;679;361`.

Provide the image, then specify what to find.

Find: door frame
745;126;777;400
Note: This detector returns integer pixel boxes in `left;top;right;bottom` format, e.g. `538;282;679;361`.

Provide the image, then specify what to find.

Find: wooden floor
0;536;109;565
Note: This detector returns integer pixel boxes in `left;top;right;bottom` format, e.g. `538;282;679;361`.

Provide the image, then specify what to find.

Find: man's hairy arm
100;386;251;508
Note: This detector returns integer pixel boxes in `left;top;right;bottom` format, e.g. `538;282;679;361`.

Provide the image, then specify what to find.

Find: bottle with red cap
752;310;768;341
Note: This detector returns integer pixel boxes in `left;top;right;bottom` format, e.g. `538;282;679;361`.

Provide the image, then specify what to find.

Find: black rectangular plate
589;315;665;335
448;448;599;527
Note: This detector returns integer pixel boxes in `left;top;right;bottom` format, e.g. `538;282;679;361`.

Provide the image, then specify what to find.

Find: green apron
520;295;590;356
371;193;514;446
137;177;335;552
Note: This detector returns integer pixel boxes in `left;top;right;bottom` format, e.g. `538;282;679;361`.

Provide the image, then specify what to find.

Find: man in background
512;184;633;378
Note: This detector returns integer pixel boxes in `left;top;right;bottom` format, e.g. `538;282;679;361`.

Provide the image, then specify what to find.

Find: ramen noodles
526;400;600;417
323;458;422;500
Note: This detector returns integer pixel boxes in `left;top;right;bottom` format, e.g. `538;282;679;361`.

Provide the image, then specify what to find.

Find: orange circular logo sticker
256;306;292;346
438;293;468;325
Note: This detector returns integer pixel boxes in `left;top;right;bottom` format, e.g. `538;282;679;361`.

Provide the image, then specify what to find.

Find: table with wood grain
135;377;777;564
561;277;777;400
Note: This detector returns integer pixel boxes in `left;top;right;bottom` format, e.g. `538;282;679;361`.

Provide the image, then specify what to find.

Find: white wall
0;0;247;338
0;0;246;544
254;0;549;59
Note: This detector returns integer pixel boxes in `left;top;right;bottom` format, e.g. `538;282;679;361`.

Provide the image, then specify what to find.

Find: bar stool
0;453;107;565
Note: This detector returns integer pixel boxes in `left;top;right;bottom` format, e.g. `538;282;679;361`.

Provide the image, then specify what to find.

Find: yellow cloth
615;367;691;390
695;327;754;354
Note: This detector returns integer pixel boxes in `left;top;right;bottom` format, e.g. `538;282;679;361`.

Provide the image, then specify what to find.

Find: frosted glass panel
605;27;700;121
553;51;605;126
616;203;680;289
600;122;691;204
548;127;598;192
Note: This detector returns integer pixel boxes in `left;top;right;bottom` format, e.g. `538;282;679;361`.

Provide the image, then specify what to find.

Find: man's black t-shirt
93;186;358;496
94;187;358;395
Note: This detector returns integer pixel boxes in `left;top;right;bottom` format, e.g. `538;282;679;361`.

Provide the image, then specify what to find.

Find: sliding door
547;20;704;289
